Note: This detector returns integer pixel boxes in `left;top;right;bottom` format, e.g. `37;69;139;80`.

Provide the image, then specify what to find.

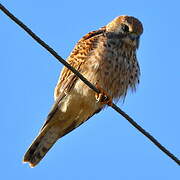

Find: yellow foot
95;85;113;106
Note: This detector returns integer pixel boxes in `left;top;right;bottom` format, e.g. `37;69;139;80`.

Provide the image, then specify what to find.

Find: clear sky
1;0;179;179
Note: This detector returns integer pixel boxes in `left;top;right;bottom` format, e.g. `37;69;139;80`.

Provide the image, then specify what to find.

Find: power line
1;3;179;165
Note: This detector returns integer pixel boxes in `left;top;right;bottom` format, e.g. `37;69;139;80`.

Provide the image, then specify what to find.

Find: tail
23;125;60;167
23;92;101;167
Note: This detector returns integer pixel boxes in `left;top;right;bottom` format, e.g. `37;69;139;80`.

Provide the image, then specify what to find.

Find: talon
95;85;113;106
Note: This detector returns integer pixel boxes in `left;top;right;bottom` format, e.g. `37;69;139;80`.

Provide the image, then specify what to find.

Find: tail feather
23;99;100;167
23;126;59;167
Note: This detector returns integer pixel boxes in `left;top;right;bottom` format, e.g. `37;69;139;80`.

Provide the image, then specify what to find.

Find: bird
23;15;143;167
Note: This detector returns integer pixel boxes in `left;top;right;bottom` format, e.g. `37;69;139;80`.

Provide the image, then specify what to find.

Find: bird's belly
74;51;138;101
85;59;132;100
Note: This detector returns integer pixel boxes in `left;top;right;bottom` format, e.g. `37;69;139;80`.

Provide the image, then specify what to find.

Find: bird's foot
95;85;113;106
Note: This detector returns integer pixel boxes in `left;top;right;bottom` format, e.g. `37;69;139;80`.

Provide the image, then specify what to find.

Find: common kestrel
23;15;143;167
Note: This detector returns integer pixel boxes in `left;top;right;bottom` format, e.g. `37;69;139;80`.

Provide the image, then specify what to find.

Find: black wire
1;3;179;165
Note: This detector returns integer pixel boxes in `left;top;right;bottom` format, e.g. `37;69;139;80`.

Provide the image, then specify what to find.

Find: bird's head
106;15;143;49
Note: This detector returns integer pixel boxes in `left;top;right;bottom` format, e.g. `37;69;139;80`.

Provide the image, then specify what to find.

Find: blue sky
1;0;179;179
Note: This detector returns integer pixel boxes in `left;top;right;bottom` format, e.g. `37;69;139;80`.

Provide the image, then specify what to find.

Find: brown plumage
23;15;143;167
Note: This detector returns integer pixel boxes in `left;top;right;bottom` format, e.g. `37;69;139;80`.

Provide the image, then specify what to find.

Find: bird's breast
85;37;140;100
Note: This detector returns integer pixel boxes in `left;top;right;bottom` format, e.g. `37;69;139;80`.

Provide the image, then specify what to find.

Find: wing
54;26;106;99
42;27;106;129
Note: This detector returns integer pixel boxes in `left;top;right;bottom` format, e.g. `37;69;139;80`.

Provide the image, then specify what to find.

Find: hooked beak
129;33;140;49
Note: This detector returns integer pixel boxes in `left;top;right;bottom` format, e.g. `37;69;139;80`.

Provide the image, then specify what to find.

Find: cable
1;3;179;165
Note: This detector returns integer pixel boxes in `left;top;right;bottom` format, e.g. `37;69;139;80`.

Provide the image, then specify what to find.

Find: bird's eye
122;24;129;33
